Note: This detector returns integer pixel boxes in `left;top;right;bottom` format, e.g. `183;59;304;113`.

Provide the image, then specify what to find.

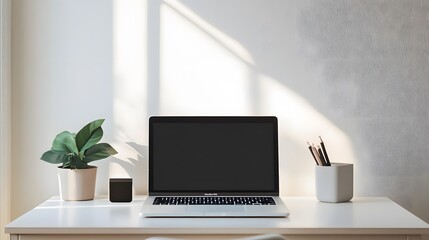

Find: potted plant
41;119;117;200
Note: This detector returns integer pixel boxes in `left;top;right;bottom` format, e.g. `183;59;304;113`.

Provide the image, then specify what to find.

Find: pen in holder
315;163;353;203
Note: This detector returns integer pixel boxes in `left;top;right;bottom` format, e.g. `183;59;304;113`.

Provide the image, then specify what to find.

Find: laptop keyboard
153;197;276;205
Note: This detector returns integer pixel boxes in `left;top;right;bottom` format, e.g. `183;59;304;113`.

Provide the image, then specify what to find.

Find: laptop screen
149;116;279;196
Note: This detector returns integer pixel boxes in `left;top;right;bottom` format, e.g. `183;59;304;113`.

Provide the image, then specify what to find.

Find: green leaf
80;127;103;155
83;143;118;163
76;119;105;151
67;155;89;169
41;150;68;164
52;131;78;154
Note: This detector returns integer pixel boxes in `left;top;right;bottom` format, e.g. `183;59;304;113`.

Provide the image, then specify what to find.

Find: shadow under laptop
146;233;287;240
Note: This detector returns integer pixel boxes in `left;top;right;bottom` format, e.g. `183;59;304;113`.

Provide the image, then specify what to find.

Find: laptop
140;116;289;217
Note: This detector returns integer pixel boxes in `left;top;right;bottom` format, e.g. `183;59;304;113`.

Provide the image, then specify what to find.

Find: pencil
319;136;331;166
307;142;319;165
317;145;327;166
312;144;323;166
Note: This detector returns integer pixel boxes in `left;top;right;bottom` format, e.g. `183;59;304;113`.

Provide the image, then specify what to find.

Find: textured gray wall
176;0;429;222
296;0;429;221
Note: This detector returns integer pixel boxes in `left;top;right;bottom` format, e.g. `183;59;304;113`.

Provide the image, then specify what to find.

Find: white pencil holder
315;163;353;203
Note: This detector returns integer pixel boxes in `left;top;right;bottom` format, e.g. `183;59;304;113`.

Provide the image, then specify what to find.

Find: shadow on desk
147;234;286;240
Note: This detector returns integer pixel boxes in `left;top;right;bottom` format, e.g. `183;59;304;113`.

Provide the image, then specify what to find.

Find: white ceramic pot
315;163;353;203
57;166;97;201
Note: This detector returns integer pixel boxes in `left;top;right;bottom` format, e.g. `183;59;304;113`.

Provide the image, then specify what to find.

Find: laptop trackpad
187;206;245;214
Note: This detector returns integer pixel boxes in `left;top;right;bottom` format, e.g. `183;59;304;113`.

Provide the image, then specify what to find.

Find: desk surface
6;196;429;235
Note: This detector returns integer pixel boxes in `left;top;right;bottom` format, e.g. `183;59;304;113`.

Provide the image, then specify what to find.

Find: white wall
11;0;114;219
10;0;429;228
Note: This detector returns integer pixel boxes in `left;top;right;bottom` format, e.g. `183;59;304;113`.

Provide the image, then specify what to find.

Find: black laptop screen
149;117;279;195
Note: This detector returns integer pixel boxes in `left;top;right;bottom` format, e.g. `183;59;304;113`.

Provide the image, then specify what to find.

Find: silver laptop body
140;116;289;217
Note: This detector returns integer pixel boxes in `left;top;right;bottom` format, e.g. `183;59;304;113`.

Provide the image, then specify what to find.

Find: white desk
6;196;429;240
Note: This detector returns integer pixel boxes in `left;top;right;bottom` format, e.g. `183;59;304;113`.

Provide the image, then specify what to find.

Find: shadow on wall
158;0;429;221
111;0;429;222
97;142;148;195
148;0;356;196
124;142;148;195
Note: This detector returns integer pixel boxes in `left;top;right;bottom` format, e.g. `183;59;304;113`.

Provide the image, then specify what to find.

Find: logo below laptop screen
204;193;218;196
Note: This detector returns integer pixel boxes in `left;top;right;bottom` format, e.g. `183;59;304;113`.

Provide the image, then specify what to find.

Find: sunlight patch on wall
110;0;148;181
109;0;356;197
259;74;356;195
159;0;255;115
